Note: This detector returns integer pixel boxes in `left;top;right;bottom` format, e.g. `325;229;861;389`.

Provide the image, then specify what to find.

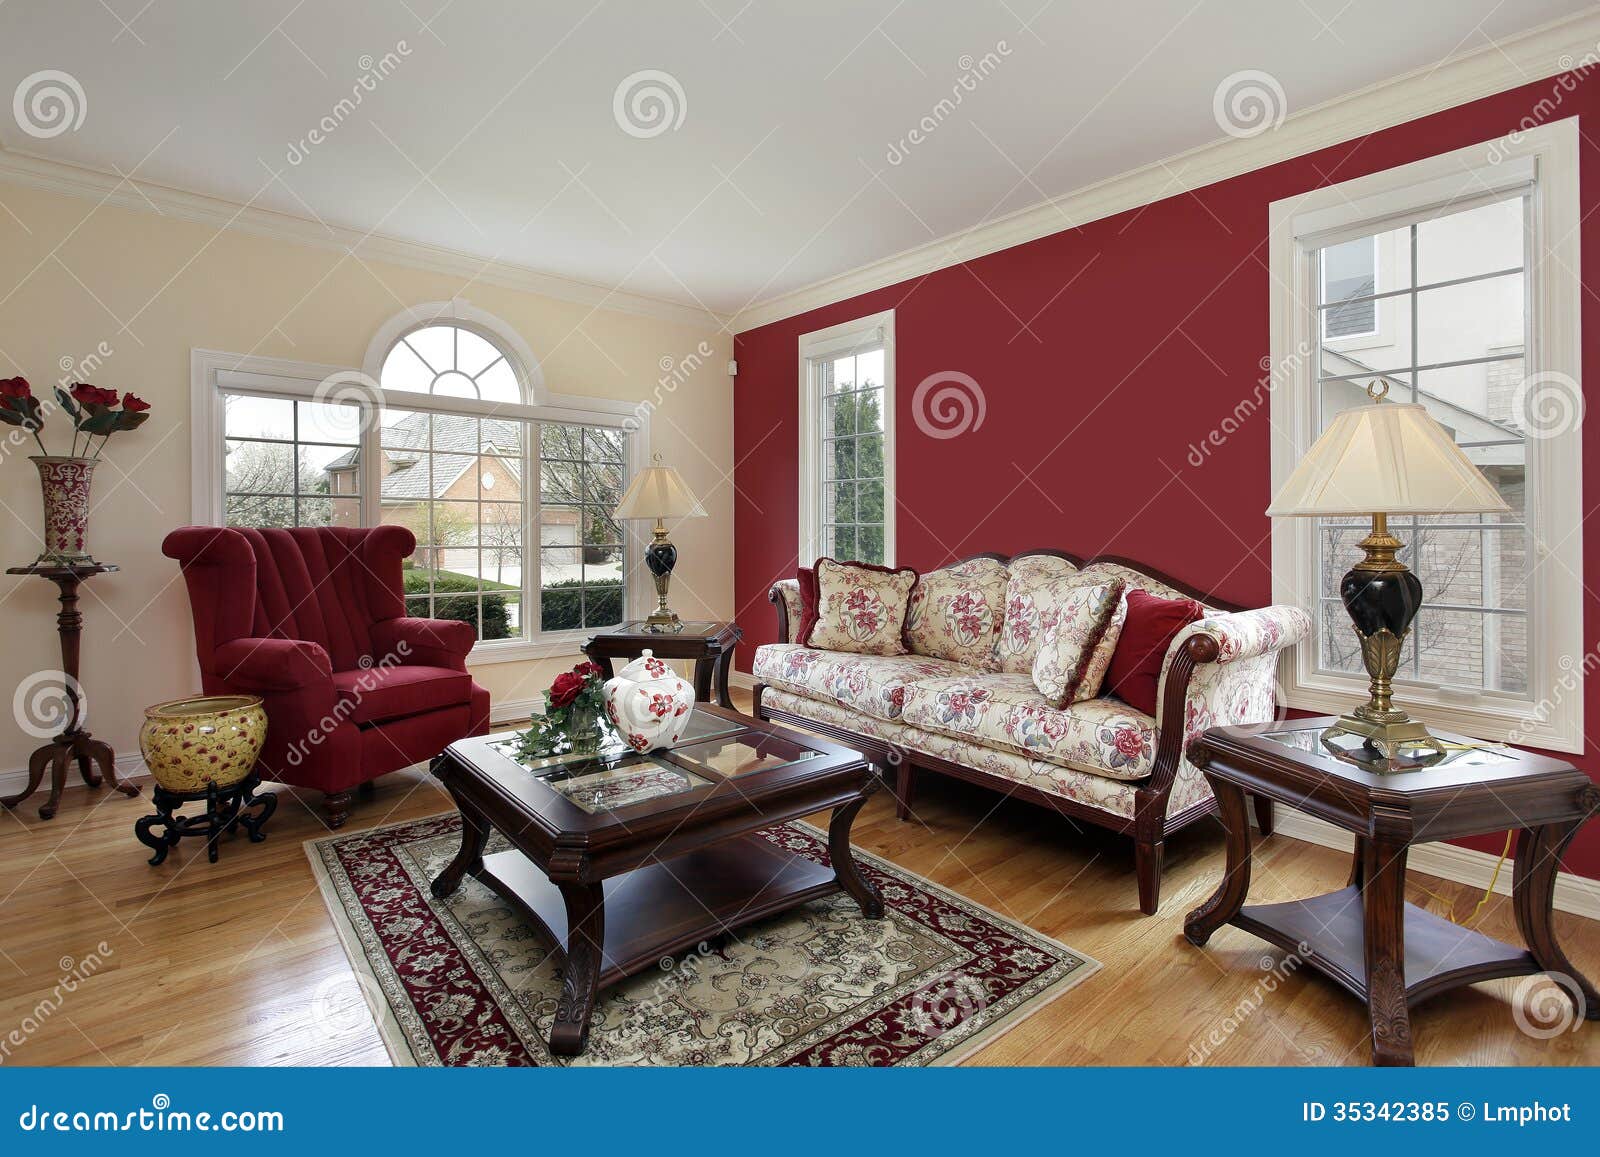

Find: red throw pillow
795;566;819;645
1105;590;1205;716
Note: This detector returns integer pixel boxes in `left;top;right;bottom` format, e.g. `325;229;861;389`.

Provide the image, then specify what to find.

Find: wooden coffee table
429;705;882;1056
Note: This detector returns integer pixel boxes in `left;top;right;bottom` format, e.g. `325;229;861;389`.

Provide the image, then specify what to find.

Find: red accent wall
734;73;1600;877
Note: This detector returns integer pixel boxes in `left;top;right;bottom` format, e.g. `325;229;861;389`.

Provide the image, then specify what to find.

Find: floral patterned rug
306;814;1099;1066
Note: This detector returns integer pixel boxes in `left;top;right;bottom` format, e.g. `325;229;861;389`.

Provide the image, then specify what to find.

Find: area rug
306;814;1099;1066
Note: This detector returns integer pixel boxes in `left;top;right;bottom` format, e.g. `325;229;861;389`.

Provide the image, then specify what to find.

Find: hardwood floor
1;689;1595;1067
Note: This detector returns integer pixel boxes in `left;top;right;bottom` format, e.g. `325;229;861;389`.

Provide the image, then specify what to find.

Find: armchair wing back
162;525;491;827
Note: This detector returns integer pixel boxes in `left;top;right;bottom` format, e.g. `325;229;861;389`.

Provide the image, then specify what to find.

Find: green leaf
114;410;150;432
54;387;80;421
79;409;119;435
0;409;20;426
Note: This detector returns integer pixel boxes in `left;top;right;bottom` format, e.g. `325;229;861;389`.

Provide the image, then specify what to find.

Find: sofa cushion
752;644;968;721
905;557;1008;668
994;554;1080;673
900;673;1158;781
1031;578;1126;706
807;558;918;655
332;664;473;726
1107;589;1206;715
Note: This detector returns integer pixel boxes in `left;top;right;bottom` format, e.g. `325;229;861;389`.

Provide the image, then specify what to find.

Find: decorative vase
567;700;602;753
30;455;97;564
138;695;267;793
603;649;695;753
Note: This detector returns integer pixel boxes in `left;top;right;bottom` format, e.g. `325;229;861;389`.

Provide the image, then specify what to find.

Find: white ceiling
0;0;1590;317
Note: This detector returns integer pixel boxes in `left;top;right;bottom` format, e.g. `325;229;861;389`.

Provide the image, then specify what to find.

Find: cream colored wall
0;179;733;773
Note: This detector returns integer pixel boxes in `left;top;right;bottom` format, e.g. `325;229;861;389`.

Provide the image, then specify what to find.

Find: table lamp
1266;381;1510;764
613;454;706;632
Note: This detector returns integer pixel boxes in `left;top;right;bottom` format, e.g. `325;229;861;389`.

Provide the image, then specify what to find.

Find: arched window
205;300;644;655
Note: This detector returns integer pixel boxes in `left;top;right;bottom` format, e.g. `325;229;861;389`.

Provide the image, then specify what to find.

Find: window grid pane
816;349;886;565
1312;194;1529;694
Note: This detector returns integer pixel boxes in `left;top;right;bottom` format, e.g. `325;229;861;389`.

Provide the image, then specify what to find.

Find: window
798;310;895;566
1269;120;1582;751
193;301;647;660
1320;234;1377;339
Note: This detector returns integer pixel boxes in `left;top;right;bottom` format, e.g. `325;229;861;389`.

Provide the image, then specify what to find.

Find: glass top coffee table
428;704;882;1056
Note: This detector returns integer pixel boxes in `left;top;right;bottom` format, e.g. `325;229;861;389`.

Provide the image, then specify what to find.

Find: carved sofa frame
753;549;1285;915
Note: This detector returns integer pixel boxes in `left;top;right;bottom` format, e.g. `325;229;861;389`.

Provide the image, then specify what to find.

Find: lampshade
1267;398;1510;517
613;462;706;520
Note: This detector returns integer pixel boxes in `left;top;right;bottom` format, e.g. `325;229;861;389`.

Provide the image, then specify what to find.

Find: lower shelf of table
1233;885;1539;1006
477;833;839;989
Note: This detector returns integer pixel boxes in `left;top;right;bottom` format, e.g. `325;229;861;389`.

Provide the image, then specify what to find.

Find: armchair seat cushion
332;664;474;726
900;673;1159;781
752;643;968;721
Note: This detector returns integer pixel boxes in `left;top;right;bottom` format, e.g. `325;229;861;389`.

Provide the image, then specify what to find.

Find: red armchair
162;525;491;827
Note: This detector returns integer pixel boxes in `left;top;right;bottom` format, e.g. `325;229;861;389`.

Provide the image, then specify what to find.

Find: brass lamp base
1323;512;1449;771
642;518;683;634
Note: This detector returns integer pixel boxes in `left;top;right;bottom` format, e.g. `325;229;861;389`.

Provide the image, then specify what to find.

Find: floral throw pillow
807;558;918;656
1031;578;1127;707
994;554;1081;673
905;557;1008;667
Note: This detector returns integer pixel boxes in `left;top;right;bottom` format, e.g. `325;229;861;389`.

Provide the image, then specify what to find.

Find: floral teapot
602;649;695;753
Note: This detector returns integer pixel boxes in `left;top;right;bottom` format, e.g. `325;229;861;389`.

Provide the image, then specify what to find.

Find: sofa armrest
1143;606;1311;801
769;579;803;644
370;616;477;671
213;637;334;693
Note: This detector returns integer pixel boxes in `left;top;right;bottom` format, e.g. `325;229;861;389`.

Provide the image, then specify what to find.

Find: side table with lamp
1183;380;1599;1065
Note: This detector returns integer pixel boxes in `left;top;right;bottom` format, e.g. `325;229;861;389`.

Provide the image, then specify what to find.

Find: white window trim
796;309;896;567
1268;117;1582;752
191;340;650;667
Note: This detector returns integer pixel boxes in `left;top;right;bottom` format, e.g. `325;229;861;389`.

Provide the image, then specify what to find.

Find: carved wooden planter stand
134;773;277;865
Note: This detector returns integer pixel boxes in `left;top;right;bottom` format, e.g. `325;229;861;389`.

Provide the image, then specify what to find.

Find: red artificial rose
547;671;585;709
0;376;31;399
573;661;604;680
120;392;150;412
70;382;118;408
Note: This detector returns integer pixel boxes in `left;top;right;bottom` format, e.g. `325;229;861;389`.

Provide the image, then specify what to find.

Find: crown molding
0;145;730;331
730;8;1600;333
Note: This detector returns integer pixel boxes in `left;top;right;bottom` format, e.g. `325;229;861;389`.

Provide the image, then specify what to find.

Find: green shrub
404;569;511;640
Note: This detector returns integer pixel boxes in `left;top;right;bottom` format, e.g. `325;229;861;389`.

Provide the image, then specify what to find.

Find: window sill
1280;666;1580;755
467;633;597;666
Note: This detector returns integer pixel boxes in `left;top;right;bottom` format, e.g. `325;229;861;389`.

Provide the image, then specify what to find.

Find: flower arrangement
0;375;153;563
511;660;608;760
0;377;151;457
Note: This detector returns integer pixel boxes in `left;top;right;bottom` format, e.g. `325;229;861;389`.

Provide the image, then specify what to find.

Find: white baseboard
1267;807;1600;921
490;697;541;726
0;752;150;800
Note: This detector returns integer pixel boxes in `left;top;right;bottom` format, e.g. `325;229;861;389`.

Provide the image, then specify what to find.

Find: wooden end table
583;620;743;709
1183;718;1599;1066
3;563;141;819
429;704;881;1056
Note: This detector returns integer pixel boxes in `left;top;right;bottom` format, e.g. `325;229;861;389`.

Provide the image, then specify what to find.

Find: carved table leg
1362;836;1414;1066
39;746;69;820
1;746;51;811
431;799;490;899
829;783;884;919
235;779;277;843
75;743;100;787
323;791;353;829
1513;819;1600;1020
1348;835;1369;888
549;880;606;1056
714;648;735;708
133;787;183;866
84;736;137;797
692;656;714;703
1184;777;1253;946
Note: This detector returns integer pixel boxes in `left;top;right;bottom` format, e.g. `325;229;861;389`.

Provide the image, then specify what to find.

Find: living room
0;0;1596;1131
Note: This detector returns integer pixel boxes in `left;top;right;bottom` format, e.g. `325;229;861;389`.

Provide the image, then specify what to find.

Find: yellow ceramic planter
139;696;267;794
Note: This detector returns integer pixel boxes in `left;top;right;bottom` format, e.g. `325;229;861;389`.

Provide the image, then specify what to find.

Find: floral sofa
752;550;1310;914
